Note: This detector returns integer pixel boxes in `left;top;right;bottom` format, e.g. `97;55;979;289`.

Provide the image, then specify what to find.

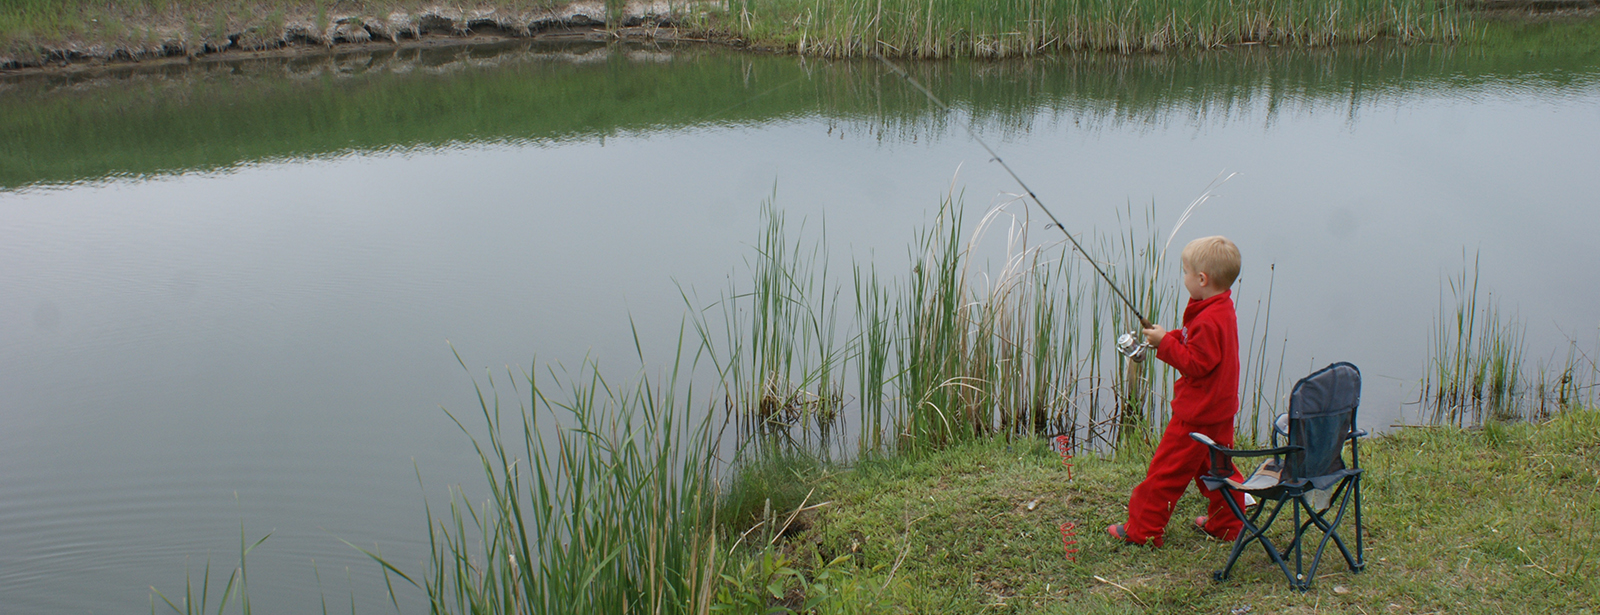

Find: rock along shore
0;1;729;72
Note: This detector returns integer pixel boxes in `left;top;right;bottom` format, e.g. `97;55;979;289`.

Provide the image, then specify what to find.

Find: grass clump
726;0;1464;57
696;195;1180;461
410;352;725;614
1422;252;1599;426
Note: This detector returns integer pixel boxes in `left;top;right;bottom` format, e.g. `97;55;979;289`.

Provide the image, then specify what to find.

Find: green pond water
1;19;1598;613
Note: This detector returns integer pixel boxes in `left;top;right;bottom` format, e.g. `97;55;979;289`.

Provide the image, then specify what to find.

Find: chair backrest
1285;362;1361;483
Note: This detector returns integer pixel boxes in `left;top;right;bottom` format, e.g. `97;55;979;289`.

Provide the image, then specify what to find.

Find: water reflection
4;24;1598;191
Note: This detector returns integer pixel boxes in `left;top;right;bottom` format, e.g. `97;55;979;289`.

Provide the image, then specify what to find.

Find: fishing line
694;73;812;124
872;53;1151;329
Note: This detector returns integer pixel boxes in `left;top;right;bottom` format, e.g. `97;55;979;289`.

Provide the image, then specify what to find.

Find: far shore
1;0;1594;74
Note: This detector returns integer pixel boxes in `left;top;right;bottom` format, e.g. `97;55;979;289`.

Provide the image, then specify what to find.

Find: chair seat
1226;458;1284;491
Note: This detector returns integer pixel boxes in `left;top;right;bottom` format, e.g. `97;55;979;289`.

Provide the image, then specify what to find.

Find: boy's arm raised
1154;319;1222;378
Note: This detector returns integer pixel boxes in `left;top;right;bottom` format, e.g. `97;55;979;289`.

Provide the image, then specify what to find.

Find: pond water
3;23;1599;613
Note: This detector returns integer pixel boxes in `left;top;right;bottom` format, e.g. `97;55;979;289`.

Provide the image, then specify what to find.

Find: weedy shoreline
5;0;1583;72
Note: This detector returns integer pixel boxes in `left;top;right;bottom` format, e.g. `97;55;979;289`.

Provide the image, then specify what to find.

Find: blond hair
1181;236;1241;288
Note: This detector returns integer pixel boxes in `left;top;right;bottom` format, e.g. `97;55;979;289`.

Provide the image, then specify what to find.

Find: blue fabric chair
1189;362;1366;590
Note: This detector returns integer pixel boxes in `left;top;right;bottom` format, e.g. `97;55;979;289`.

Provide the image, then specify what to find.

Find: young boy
1107;235;1245;547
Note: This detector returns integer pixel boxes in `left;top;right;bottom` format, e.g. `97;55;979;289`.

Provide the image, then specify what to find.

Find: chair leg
1292;500;1306;590
1216;493;1299;589
1299;478;1363;585
1314;482;1363;573
1214;490;1258;582
1353;475;1365;572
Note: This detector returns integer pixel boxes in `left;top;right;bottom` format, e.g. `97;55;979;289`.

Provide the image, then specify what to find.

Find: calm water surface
2;29;1599;613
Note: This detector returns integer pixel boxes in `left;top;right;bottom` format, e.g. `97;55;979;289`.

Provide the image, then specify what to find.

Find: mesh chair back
1286;362;1361;488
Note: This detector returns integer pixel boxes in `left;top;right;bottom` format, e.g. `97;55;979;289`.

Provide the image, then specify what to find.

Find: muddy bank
0;1;732;72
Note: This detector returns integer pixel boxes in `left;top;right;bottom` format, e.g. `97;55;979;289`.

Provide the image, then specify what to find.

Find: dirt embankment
0;1;731;72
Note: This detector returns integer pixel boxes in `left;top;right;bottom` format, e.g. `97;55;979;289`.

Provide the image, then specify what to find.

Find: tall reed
1533;336;1600;420
150;525;271;615
694;199;848;456
403;347;724;614
1422;253;1527;426
1419;253;1600;426
696;192;1198;459
1238;262;1287;445
727;0;1461;58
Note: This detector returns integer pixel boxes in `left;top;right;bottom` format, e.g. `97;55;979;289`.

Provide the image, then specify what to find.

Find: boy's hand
1142;324;1166;347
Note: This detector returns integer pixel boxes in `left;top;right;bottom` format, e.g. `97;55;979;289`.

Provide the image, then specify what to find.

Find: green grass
1;0;1462;60
726;0;1463;57
728;410;1600;613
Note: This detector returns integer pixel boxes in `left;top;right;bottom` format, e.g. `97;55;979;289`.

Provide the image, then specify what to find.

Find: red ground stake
1053;434;1074;480
1054;435;1080;561
1059;521;1079;561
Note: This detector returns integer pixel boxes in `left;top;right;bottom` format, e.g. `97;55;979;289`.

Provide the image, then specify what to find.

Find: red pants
1123;419;1245;546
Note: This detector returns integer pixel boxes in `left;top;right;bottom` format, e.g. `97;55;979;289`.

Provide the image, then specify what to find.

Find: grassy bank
730;410;1600;613
2;0;1472;66
733;0;1462;57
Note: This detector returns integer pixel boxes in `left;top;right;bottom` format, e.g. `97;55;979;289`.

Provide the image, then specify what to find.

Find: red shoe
1193;516;1239;541
1107;523;1160;547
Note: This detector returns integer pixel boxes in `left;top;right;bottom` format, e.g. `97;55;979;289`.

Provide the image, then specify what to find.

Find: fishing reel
1116;331;1151;362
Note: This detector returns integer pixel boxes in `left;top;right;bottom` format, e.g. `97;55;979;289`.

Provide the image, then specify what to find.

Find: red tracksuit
1123;290;1245;546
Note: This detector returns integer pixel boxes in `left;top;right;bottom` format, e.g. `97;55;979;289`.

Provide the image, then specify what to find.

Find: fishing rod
872;54;1155;352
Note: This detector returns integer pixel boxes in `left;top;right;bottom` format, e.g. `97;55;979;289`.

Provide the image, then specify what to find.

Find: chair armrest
1188;432;1301;458
1190;432;1302;479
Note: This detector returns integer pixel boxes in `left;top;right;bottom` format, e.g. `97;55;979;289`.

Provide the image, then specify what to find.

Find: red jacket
1154;290;1239;427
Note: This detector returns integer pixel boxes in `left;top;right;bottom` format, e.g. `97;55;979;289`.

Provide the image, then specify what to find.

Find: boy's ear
1197;271;1211;288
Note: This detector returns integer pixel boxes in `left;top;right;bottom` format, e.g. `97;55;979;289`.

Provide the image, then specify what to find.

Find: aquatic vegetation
727;0;1463;57
397;350;725;614
1238;262;1289;445
150;525;271;615
694;194;1193;458
1419;252;1598;426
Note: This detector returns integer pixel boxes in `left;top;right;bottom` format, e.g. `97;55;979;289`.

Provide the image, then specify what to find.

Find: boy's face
1182;262;1210;299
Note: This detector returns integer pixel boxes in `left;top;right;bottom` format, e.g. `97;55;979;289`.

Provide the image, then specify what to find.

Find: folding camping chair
1188;362;1366;590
